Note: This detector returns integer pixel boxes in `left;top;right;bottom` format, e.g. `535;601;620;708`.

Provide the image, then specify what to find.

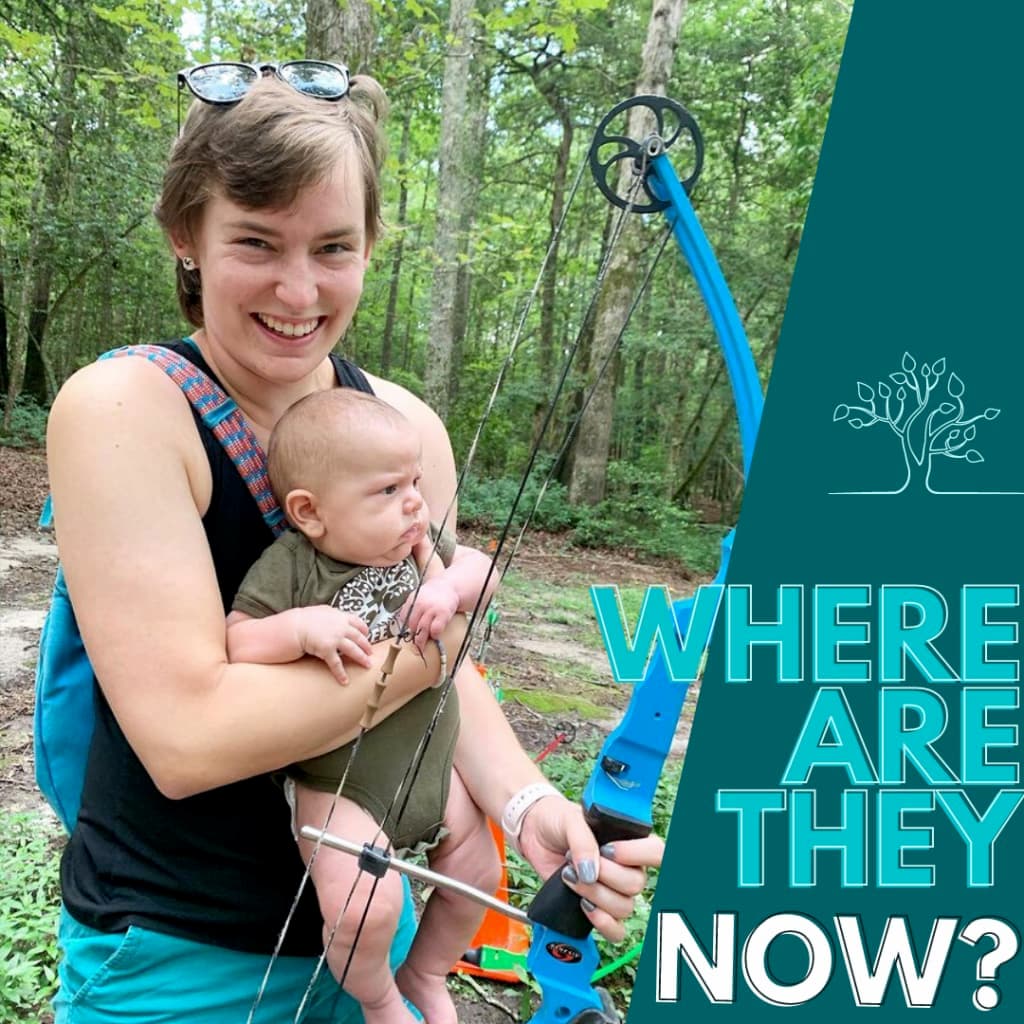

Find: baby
227;388;500;1024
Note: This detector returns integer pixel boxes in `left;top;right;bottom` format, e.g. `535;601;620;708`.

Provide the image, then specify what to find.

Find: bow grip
527;803;651;939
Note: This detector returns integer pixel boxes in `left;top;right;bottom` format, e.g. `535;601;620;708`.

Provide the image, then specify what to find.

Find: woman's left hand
517;794;664;942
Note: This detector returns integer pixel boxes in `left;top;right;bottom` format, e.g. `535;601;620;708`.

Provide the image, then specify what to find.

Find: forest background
0;0;849;570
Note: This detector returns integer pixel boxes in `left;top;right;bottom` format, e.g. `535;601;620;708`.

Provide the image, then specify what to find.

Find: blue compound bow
521;93;765;1024
302;94;764;1024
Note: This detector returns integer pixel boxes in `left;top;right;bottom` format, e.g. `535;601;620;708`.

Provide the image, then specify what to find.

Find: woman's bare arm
451;664;548;822
48;357;454;799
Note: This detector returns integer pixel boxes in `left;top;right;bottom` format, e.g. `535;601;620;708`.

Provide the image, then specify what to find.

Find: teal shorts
53;879;418;1023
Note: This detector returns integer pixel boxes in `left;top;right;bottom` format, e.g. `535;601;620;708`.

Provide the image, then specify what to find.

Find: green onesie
233;528;459;851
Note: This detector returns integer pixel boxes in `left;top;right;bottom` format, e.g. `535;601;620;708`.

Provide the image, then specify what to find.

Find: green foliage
380;367;425;400
1;0;190;405
484;0;610;54
536;743;682;838
1;0;848;546
459;458;725;573
0;396;49;448
189;0;305;64
503;687;606;718
458;459;577;533
0;813;60;1019
573;463;725;573
500;571;600;626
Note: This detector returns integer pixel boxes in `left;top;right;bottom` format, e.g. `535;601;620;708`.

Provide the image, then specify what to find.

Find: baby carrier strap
34;341;287;831
103;342;288;534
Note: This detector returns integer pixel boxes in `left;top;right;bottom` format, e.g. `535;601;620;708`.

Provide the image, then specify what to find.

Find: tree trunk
20;41;79;404
567;0;687;505
381;109;412;375
531;76;573;448
3;187;43;430
305;0;375;359
449;49;490;407
203;0;215;55
424;0;476;420
306;0;375;73
401;175;433;372
24;294;54;401
0;253;8;397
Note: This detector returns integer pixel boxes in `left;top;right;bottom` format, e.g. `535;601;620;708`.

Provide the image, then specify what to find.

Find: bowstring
351;167;654;830
445;167;656;681
294;644;453;1019
311;166;654;935
246;639;405;1024
495;223;673;587
252;144;649;1024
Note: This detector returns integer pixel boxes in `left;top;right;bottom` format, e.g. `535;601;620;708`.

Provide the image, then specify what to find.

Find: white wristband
501;782;560;855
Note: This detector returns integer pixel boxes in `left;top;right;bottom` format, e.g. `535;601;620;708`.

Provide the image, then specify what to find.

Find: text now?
657;912;1020;1011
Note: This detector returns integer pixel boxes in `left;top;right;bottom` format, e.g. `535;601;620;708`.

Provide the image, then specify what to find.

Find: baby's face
316;426;429;566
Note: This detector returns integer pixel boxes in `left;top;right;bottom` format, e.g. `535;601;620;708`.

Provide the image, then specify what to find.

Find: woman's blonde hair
154;73;388;326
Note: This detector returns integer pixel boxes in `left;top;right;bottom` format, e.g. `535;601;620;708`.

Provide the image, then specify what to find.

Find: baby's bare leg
295;784;418;1024
396;766;502;1024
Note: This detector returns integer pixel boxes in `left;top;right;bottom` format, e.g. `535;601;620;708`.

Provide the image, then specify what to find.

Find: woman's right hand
518;795;664;943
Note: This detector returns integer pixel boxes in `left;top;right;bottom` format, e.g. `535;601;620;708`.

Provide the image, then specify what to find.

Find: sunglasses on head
177;60;351;105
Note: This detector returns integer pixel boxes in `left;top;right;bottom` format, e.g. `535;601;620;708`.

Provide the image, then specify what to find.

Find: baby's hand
296;606;372;684
401;578;460;652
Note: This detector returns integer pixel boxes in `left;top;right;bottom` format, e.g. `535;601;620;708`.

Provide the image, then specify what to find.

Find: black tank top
61;340;374;954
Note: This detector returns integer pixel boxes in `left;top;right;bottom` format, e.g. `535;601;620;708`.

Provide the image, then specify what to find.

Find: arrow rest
588;94;704;213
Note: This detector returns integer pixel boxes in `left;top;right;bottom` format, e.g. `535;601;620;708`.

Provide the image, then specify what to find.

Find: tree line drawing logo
831;352;1019;495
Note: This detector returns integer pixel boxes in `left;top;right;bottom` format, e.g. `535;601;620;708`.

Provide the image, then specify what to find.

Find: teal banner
628;3;1024;1020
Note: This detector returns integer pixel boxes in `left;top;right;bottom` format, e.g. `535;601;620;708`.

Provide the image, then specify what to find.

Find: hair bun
348;74;390;126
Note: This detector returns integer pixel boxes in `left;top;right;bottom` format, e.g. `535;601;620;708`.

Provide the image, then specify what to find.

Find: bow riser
526;924;606;1023
582;584;726;831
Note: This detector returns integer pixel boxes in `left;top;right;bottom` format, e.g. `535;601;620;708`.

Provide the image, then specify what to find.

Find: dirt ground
0;447;56;821
0;444;699;1022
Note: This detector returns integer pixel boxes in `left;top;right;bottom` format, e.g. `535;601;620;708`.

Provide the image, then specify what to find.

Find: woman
46;61;662;1023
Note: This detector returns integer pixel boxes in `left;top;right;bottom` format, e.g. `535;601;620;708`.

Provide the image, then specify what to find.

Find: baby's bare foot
396;963;458;1024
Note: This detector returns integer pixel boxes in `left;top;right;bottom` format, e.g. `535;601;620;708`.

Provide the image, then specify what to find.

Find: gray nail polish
561;865;578;885
578;859;598;884
599;843;616;860
581;898;596;913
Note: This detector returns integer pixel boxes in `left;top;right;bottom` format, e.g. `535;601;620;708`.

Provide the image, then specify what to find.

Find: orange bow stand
452;817;531;982
451;656;531;983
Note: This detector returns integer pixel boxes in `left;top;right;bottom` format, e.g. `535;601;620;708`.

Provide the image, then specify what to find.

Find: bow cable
283;93;755;1024
491;225;674;610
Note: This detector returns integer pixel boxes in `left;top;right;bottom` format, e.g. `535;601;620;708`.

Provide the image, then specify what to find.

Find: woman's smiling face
182;153;371;383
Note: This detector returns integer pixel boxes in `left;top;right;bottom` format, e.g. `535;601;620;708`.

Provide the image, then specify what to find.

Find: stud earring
181;256;197;272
